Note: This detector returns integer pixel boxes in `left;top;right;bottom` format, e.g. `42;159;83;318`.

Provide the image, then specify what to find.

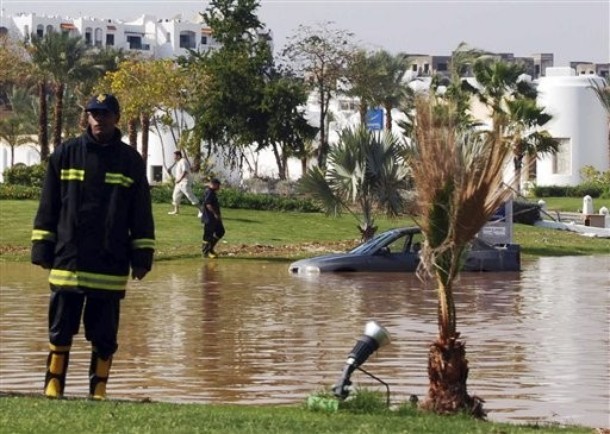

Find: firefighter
31;93;155;400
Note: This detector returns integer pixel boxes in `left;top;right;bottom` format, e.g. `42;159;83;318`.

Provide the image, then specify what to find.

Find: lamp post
332;321;391;404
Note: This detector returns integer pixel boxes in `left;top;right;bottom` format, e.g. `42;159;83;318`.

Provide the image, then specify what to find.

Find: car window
349;230;401;255
409;232;425;253
386;234;409;254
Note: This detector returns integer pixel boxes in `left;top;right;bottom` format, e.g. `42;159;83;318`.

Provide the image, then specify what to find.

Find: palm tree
0;87;37;165
29;31;88;149
0;115;35;166
408;95;514;418
300;127;410;240
470;58;559;193
373;51;411;132
344;49;383;125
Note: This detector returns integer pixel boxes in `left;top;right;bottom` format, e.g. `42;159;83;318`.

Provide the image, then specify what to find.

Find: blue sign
366;108;384;131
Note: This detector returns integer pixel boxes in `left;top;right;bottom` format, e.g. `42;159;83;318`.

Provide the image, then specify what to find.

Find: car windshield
348;230;406;255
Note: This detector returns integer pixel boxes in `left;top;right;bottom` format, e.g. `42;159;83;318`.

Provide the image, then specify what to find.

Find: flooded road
1;255;608;428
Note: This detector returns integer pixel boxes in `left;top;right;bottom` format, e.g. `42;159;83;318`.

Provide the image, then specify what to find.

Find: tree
0;34;32;109
262;70;318;179
408;95;514;418
344;49;383;125
282;21;355;168
100;58;193;167
470;58;559;193
300;127;409;240
372;50;411;132
0;115;35;166
188;0;273;169
29;31;88;150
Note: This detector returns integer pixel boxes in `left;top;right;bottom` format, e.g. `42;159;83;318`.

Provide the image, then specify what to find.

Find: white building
536;67;609;186
1;12;221;58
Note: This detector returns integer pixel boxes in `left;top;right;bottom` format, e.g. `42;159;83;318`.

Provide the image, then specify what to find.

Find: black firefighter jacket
31;128;155;298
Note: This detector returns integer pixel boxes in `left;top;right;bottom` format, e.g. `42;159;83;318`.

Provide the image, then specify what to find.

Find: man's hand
131;267;148;280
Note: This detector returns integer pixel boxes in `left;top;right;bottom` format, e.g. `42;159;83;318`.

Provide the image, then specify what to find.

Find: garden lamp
332;321;391;401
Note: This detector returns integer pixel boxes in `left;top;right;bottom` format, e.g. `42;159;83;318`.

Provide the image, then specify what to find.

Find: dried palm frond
409;95;514;338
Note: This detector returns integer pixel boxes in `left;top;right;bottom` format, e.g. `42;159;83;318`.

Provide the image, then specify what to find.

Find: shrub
0;184;41;199
533;183;604;198
3;163;47;188
150;183;321;213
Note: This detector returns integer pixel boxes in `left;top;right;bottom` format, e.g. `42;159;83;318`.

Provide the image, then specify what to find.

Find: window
127;35;142;50
423;63;430;74
166;32;171;43
552;138;571;175
85;27;92;45
36;24;43;37
151;166;163;183
437;62;448;71
201;35;207;45
106;34;114;46
179;31;196;49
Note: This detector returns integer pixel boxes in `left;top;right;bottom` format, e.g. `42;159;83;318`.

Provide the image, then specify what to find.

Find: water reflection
0;256;608;428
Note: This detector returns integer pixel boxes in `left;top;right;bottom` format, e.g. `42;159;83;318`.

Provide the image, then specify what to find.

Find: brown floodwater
0;255;609;428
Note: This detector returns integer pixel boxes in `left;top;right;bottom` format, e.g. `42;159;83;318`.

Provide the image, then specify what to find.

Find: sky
1;0;608;67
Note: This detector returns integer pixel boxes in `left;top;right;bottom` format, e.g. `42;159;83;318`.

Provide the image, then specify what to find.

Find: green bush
149;183;321;213
3;163;47;188
0;184;41;199
533;184;604;198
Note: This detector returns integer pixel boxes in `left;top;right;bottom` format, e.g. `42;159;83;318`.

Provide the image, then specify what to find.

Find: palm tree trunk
318;91;327;169
53;82;64;149
359;102;367;126
38;81;49;162
384;103;393;131
421;337;485;419
140;112;150;166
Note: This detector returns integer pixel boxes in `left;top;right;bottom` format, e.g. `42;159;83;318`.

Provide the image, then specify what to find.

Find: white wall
536;68;609;186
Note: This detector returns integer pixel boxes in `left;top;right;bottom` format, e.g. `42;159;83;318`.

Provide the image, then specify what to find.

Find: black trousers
48;290;120;359
203;219;225;242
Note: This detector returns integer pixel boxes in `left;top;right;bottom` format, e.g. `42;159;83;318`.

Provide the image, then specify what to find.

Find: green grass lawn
533;196;609;213
1;199;608;263
0;394;593;434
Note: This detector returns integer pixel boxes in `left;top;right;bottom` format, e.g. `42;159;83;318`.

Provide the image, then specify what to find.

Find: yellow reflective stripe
49;344;71;352
105;172;134;187
132;238;155;249
32;229;56;242
49;269;128;291
60;169;85;181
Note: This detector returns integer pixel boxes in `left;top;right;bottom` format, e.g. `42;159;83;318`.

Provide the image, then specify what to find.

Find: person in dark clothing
31;93;155;400
201;178;225;258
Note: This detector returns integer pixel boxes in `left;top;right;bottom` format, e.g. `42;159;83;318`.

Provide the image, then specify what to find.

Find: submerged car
288;227;520;273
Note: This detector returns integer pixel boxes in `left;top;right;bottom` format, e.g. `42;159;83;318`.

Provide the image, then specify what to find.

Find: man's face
87;109;119;141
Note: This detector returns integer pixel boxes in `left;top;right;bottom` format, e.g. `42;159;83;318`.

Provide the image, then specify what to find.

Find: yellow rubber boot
89;350;112;400
44;344;71;398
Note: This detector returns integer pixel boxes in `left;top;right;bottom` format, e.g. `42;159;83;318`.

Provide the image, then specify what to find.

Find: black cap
86;93;120;115
211;178;221;185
